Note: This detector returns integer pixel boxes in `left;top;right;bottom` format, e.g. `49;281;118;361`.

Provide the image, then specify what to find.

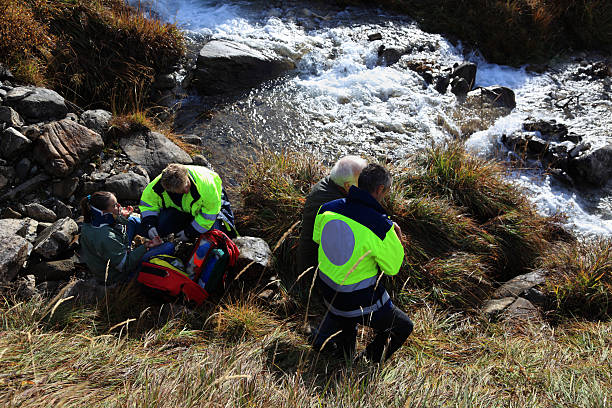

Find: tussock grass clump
540;239;612;320
333;0;612;65
0;0;184;111
214;298;283;342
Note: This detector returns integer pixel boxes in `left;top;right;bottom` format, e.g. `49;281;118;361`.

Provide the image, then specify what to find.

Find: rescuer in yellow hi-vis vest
139;163;236;242
311;163;413;363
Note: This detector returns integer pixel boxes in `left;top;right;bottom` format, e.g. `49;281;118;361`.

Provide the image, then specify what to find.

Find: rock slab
192;40;295;95
32;217;78;259
119;130;192;178
6;86;68;122
0;235;30;282
33;119;104;177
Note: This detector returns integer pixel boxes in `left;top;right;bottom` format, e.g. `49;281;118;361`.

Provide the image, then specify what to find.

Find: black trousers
313;301;413;362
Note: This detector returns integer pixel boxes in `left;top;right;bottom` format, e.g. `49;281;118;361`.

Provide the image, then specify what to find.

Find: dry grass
0;0;184;111
333;0;612;65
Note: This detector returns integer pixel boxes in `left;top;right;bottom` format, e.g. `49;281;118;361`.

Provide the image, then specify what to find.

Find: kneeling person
140;164;236;241
312;164;413;363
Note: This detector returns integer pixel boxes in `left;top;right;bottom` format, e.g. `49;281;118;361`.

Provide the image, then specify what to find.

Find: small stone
503;297;540;320
36;280;61;296
233;236;272;279
451;62;477;90
521;288;548;306
25;203;57;222
368;33;383;41
180;134;202;145
81;110;112;140
16;275;38;300
192;154;212;167
52;199;73;219
450;77;470;97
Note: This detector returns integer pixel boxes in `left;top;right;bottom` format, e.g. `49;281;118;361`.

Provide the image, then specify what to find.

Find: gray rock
81;110;111;140
0;106;24;128
569;144;612;186
368;32;383;41
521;288;548;306
451;62;477;90
33;119;104;177
32;259;75;281
60;278;106;304
0;234;30;282
1;207;22;219
5;86;68;122
66;113;79;122
32;217;78;259
479;86;516;109
1;127;31;158
0;218;38;242
377;45;405;66
36;280;61;296
25;203;57;222
52;177;79;200
0;89;6;100
450;77;470;97
434;75;450;94
233;236;272;278
15;158;32;180
0;173;8;190
52;199;73;219
493;270;546;298
152;73;176;90
192;39;295;95
0;173;49;200
16;275;38;300
180;134;202;145
0;64;14;81
104;171;149;200
119;130;192;178
482;297;516;315
503;297;540;320
192;154;212;168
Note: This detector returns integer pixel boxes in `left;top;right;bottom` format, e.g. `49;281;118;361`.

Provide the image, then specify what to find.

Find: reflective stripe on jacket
139;166;223;236
312;185;404;317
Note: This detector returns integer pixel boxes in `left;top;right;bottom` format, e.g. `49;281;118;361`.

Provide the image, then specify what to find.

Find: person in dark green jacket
79;191;174;284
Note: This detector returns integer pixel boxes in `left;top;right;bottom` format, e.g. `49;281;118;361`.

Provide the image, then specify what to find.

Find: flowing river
141;0;612;236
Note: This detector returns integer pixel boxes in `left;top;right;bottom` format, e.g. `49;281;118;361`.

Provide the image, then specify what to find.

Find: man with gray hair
297;155;367;276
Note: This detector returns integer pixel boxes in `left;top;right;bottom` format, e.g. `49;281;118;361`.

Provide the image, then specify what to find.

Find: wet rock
493;270;546;298
25;203;57;222
119;130;192;178
153;73;176;90
503;297;540;320
5;86;68;122
32;259;75;281
569;144;612;186
233;236;272;277
52;177;80;200
32;217;78;259
377;45;405;66
483;297;516;315
0;106;23;128
0;218;38;242
81;110;111;140
523;120;569;142
479;86;516;109
104;171;150;200
33;119;104;177
1;127;31;159
0;235;30;282
450;77;470;97
576;61;611;80
368;32;382;41
451;62;477;90
434;75;450;94
192;39;295;95
568;142;591;159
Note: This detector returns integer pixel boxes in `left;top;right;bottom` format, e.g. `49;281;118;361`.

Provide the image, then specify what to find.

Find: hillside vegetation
334;0;612;65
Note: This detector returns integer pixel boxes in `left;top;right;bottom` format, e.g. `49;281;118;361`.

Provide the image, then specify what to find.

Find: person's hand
148;227;160;240
145;236;163;248
175;230;189;242
393;222;403;240
120;205;134;217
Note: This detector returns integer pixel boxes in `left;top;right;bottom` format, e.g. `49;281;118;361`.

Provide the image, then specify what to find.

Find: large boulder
104;171;150;200
191;40;295;95
0;218;38;242
569;144;612;186
1;127;31;159
81;110;112;140
5;86;68;122
32;217;78;259
119;130;192;178
33;119;104;177
451;62;477;90
478;86;516;110
0;235;30;282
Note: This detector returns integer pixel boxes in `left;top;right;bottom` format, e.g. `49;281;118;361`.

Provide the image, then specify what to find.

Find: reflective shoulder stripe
140;200;153;208
141;210;159;218
191;218;209;233
318;269;378;293
324;291;390;318
200;211;218;221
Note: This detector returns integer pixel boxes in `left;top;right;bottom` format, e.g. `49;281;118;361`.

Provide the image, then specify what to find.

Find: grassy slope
1;145;611;406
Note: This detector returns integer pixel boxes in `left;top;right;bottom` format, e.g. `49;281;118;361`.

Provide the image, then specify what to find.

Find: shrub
540;239;612;320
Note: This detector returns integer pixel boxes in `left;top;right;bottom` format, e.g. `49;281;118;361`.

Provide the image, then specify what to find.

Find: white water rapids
141;0;612;236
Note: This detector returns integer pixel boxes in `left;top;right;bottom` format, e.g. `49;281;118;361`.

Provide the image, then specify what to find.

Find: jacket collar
346;185;387;215
326;176;347;197
90;206;115;228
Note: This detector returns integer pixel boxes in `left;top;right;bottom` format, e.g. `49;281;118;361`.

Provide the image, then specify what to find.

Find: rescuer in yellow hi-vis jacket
311;163;413;363
139;164;236;241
